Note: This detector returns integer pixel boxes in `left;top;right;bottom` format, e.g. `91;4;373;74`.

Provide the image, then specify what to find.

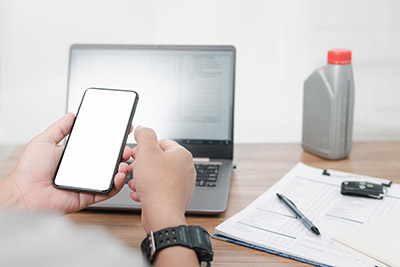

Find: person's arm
0;176;24;210
129;126;198;267
0;113;131;213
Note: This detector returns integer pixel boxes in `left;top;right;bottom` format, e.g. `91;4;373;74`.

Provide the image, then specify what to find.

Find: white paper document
213;163;400;267
332;211;400;267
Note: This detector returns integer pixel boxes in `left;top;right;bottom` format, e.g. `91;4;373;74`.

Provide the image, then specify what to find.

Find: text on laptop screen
68;46;235;144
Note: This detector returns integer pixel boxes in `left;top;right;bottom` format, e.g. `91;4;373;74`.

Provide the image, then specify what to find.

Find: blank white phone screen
54;88;138;192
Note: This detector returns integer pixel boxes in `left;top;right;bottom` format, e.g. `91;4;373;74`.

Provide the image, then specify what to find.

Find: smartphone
53;88;139;193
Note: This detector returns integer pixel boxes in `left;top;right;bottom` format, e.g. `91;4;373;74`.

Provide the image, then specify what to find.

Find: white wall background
0;0;399;145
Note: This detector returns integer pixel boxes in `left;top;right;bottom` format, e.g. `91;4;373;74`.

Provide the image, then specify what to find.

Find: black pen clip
382;181;392;187
322;169;392;188
322;169;331;176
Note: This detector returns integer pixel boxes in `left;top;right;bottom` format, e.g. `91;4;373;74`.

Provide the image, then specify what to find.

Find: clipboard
212;233;332;267
213;163;400;267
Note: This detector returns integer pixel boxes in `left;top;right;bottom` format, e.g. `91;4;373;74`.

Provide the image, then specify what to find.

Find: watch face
188;225;213;261
197;248;214;262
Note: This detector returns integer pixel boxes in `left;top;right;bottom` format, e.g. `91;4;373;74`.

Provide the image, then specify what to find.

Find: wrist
141;201;187;232
143;211;187;233
0;175;26;211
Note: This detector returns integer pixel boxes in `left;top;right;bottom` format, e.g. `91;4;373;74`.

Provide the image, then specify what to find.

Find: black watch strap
141;225;213;266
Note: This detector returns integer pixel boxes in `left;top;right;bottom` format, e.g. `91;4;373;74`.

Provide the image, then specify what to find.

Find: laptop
67;44;236;214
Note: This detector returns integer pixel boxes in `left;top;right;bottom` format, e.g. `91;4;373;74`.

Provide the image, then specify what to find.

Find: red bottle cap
327;49;352;65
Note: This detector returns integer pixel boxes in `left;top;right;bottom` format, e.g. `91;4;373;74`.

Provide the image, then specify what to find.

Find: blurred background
0;0;399;145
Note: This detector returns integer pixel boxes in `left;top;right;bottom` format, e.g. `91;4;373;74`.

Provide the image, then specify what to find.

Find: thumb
41;113;75;144
158;139;180;152
134;126;160;151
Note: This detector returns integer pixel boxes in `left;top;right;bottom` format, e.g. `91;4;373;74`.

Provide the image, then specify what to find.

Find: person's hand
128;126;198;267
128;126;196;232
0;113;132;213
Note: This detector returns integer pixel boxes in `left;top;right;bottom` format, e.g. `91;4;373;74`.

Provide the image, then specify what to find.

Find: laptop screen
67;45;235;146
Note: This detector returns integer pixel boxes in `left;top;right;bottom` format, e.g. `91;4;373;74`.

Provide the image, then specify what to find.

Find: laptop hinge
193;157;210;162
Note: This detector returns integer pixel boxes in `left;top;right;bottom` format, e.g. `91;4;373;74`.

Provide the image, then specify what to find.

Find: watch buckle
148;230;156;261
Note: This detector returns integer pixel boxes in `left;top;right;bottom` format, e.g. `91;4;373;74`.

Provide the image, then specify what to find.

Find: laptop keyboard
195;163;220;187
124;162;221;187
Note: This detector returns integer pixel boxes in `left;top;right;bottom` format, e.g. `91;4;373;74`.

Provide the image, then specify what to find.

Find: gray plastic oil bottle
302;49;354;160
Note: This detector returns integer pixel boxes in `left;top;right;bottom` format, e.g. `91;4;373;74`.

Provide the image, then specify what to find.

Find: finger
159;139;180;152
113;163;129;192
42;113;75;144
129;124;133;134
118;162;129;175
131;146;138;159
134;126;160;151
130;191;140;202
93;163;128;203
113;172;126;192
129;161;134;175
93;172;126;203
128;178;136;191
122;146;132;162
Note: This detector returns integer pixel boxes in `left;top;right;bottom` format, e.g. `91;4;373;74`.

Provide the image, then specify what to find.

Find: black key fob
341;181;386;199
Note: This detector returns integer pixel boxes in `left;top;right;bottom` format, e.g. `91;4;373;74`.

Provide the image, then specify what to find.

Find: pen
276;193;321;236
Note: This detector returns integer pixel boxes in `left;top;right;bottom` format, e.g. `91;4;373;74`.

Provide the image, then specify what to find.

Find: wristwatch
141;225;213;266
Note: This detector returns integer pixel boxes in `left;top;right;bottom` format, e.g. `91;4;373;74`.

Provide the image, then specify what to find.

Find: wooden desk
1;142;399;266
